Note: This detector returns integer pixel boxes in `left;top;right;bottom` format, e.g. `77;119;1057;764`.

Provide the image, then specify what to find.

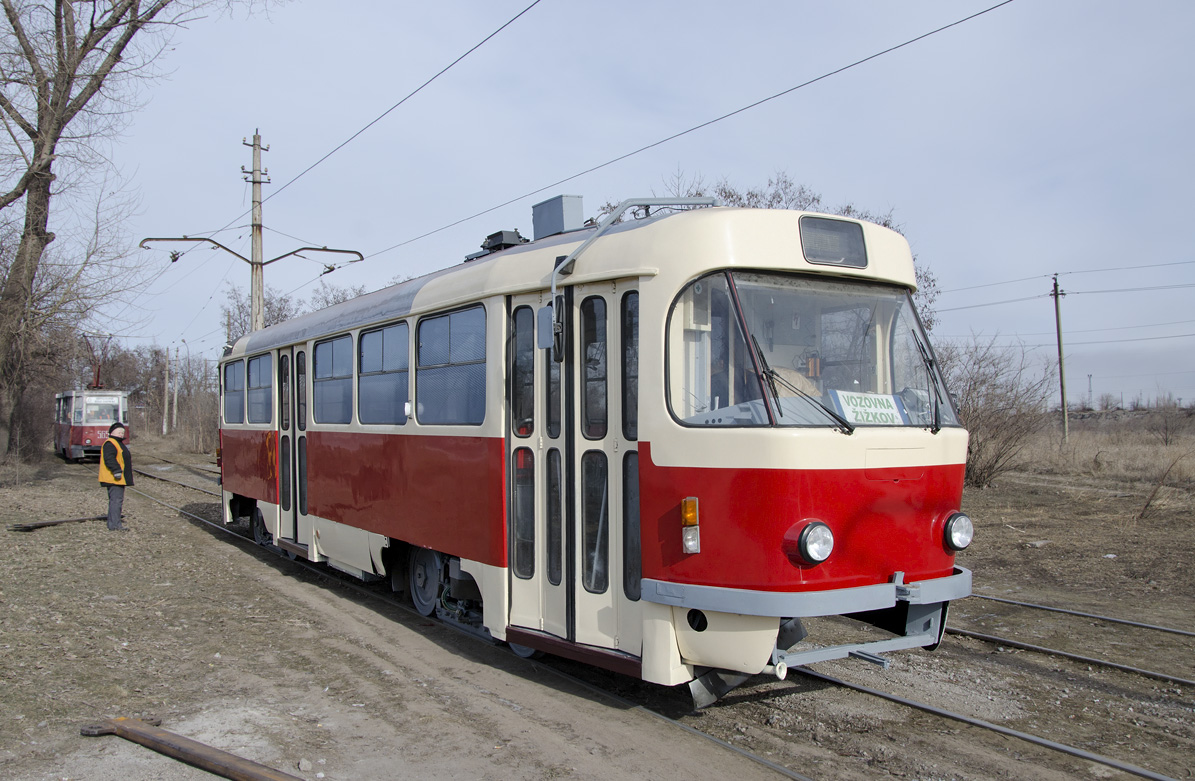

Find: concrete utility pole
1052;274;1068;443
242;131;269;332
172;346;180;432
162;350;170;436
140;133;365;336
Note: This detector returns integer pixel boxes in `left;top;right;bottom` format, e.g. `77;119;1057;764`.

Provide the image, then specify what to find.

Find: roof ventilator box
532;195;584;240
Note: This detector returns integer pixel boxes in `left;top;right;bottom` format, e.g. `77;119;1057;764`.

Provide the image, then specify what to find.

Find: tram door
276;346;313;552
507;282;642;656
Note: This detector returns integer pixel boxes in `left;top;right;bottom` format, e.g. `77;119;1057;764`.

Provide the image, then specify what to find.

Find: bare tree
220;282;303;346
1145;394;1191;447
0;0;252;457
937;334;1055;487
307;279;367;312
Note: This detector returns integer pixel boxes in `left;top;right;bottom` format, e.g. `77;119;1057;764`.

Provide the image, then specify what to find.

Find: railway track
123;463;1191;780
119;467;813;781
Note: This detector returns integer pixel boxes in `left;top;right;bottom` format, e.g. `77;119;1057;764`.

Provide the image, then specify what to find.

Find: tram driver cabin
218;196;973;703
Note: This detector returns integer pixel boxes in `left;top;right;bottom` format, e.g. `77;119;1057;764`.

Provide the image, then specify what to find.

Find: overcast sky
98;0;1194;406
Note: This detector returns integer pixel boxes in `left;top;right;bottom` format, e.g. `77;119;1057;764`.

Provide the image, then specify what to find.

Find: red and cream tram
54;389;131;461
218;196;972;703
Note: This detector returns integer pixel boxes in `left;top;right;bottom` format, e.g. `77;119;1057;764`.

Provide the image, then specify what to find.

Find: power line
259;0;546;212
940;331;1195;349
940;260;1195;295
1070;283;1195;295
1059;332;1195;347
936;282;1195;313
134;0;545;327
936;294;1045;313
937;317;1195;339
365;0;1018;261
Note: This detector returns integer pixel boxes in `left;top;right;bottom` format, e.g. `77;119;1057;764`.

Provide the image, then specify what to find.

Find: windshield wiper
751;335;783;418
751;336;854;434
909;328;943;434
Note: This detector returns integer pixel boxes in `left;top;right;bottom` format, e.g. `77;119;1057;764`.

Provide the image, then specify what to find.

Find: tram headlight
944;512;974;551
798;522;834;564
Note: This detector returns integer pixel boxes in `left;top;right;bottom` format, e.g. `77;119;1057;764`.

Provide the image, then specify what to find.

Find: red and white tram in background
218;196;973;703
54;389;131;461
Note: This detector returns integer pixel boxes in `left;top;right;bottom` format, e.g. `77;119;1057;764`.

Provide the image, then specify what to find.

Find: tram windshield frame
666;270;959;430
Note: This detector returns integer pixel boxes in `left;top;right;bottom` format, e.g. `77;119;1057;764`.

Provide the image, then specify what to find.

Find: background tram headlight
944;512;974;551
798;522;834;563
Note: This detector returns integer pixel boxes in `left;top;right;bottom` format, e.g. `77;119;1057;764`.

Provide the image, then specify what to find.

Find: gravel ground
2;447;1193;780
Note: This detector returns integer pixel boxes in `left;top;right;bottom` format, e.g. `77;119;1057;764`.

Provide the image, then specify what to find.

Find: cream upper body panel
226;208;915;361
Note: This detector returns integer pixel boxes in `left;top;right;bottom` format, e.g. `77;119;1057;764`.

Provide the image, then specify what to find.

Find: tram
54;389;131;461
218;196;973;704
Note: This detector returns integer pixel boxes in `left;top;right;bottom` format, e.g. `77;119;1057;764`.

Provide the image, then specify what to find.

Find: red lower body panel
638;442;963;593
305;431;507;568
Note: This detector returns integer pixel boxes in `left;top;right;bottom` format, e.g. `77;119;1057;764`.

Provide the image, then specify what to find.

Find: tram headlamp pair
944;512;974;551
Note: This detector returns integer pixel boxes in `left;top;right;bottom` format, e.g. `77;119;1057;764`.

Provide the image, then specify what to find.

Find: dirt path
3;449;1193;780
0;460;786;781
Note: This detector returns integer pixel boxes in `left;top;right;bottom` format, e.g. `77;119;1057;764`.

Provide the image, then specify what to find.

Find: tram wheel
408;547;443;617
251;509;272;546
508;642;543;660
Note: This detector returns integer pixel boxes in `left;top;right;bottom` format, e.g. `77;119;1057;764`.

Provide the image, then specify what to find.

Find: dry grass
1016;410;1194;490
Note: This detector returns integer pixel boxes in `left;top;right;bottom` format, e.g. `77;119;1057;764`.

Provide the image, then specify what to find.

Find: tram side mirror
537;305;554;350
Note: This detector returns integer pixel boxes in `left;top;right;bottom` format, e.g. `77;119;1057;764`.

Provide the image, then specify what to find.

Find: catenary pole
1052;274;1068;443
140;136;364;335
243;132;270;332
162;349;170;436
172;346;180;431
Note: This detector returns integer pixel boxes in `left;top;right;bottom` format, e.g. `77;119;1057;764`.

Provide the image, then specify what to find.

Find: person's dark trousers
106;485;125;530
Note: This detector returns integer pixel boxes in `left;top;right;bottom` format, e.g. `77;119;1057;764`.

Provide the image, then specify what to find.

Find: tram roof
227;207;914;360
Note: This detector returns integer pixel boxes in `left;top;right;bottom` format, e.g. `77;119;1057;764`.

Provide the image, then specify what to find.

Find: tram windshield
83;397;122;425
667;271;958;430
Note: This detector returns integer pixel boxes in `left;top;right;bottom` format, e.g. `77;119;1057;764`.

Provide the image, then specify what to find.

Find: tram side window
622;292;639;441
359;322;409;425
279;354;291;431
511;307;534;437
512;448;535;579
314;335;353;424
224;361;245;424
623;451;641;601
247;354;273;424
580;297;607;439
416;306;486;425
547;448;562;586
581;450;609;594
296;351;307;432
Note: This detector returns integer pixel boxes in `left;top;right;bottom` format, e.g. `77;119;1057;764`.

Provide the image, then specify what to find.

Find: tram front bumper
643;567;971;685
640;567;972;618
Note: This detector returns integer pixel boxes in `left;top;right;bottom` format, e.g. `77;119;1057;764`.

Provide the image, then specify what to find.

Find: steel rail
131;466;221;497
797;668;1178;781
124;483;815;781
970;593;1195;638
138;453;221;474
946;627;1195;688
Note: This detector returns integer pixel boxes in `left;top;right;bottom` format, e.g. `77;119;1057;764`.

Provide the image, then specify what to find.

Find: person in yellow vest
98;422;133;531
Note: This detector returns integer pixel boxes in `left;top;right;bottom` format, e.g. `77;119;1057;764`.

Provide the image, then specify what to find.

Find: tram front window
667;271;958;429
84;401;120;425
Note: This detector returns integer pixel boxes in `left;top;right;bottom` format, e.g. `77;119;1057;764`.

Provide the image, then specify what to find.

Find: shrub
937;335;1055;487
